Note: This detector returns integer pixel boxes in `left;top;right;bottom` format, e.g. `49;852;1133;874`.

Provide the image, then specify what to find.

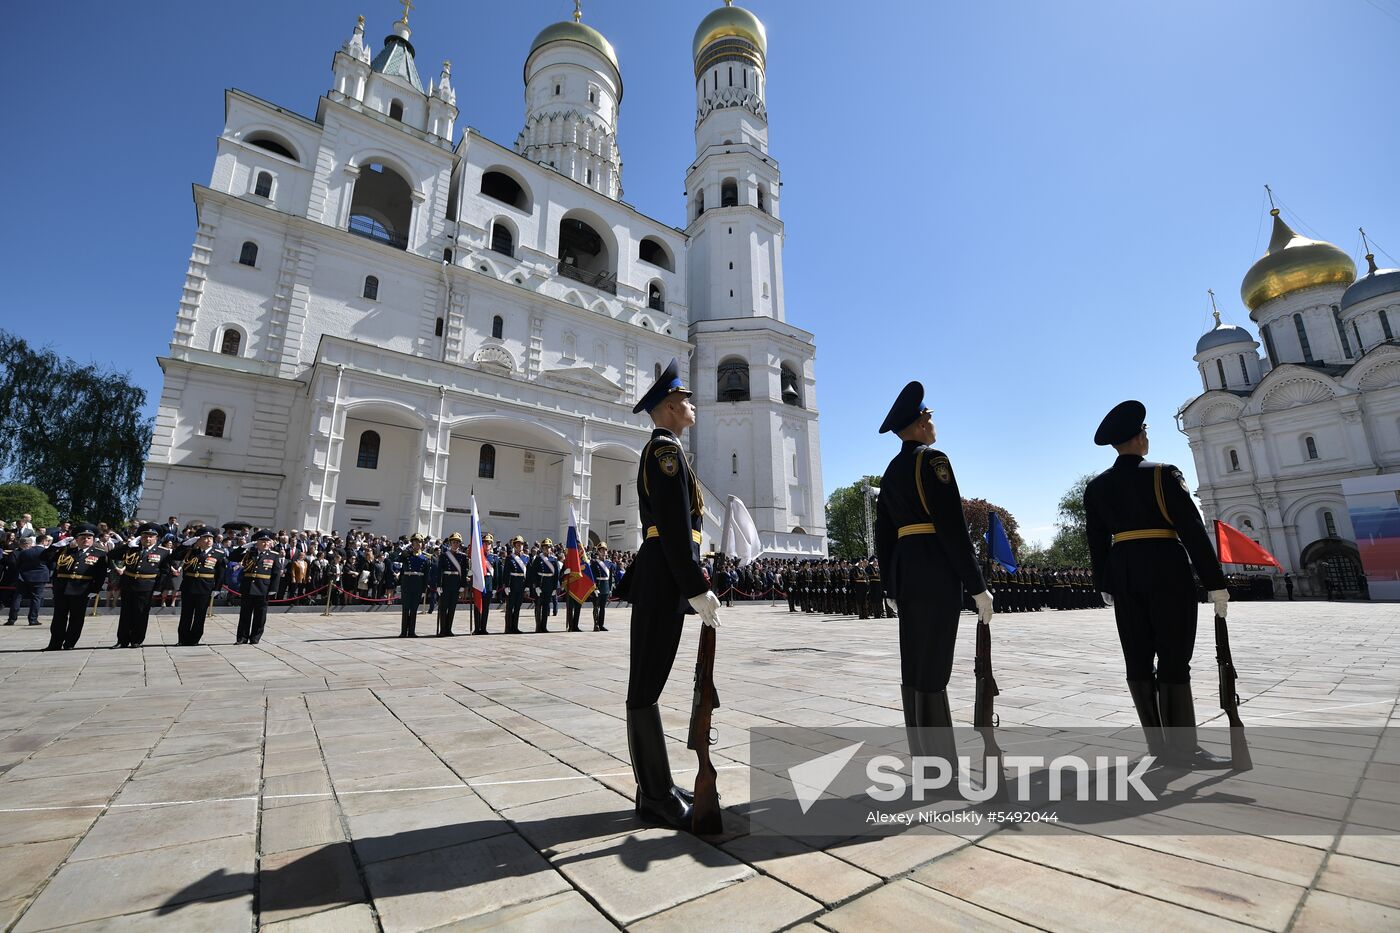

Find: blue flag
986;511;1017;573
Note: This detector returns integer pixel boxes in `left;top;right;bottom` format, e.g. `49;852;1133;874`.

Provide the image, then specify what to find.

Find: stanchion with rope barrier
221;582;332;605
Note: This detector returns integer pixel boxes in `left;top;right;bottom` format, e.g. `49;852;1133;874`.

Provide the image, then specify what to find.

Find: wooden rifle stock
973;619;1010;801
688;625;723;835
1214;614;1252;771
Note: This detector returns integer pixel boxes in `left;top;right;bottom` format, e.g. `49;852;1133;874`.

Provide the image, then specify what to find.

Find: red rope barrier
222;582;331;604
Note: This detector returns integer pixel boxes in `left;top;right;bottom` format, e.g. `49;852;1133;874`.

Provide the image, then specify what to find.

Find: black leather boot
1158;681;1230;769
913;689;965;794
1127;678;1167;760
901;683;917;759
626;705;692;830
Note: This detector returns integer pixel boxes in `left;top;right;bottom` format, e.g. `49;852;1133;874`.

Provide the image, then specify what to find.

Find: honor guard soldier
874;382;994;765
503;536;529;633
437;532;466;637
528;540;560;633
852;558;870;619
625;358;721;830
1084;400;1231;769
398;534;432;637
589;543;614;631
43;523;109;650
173;528;225;646
474;533;496;634
231;530;284;644
108;523;172;647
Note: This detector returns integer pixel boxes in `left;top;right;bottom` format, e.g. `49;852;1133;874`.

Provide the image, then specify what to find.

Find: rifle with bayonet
973;617;1010;801
1215;613;1252;771
688;624;723;834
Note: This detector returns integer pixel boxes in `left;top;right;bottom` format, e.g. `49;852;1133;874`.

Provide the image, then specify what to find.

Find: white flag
721;495;762;566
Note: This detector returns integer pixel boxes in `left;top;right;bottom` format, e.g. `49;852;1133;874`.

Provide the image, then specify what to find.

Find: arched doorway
1299;538;1368;599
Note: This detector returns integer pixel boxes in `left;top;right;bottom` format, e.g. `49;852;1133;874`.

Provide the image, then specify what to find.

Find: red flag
1214;520;1280;567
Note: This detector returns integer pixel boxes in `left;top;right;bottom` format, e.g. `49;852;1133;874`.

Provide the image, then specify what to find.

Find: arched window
1261;321;1279;368
388;99;404;121
478;443;496;479
731;452;738;475
1227;449;1240;472
781;364;802;407
647;280;665;312
1239;355;1250;386
238;241;258;266
491;315;503;339
1304;435;1319;460
254;171;273;198
720;178;738;208
246;134;298;161
434;317;443;337
1323;510;1338;537
756;185;767;213
1215;358;1227;388
490;222;514;257
356;430;380;470
204;409;226;438
717;357;750;402
558;214;615;293
694;190;705;219
362;275;379;300
1294;313;1314;363
480;170;530;211
348;162;412;250
1334;306;1353;358
1381;309;1394;341
638;237;674;271
220;329;241;356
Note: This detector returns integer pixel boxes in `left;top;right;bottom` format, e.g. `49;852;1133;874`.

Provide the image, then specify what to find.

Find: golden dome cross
398;0;414;23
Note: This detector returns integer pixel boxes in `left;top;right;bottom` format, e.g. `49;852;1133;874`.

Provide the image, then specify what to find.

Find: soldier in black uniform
1084;400;1232;769
174;528;225;646
231;530;284;644
589;543;614;631
43;523;109;650
624;358;721;830
874;382;994;764
397;534;431;637
108;523;172;648
852;558;870;619
503;536;529;634
437;532;466;637
866;558;884;618
528;539;560;633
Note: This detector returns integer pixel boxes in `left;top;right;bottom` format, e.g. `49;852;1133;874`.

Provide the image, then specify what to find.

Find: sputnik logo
787;742;865;814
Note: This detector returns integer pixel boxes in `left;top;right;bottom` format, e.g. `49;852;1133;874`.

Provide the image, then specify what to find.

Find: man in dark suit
623;358;721;830
1084;400;1232;769
6;534;51;626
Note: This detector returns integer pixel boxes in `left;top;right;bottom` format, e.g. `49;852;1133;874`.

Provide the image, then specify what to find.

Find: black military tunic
1084;455;1226;683
108;540;173;646
626;428;707;709
875;441;986;692
437;547;465;636
174;545;226;646
231;547;285;644
45;542;109;650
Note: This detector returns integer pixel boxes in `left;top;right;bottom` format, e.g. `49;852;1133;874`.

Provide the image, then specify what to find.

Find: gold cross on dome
398;0;414;23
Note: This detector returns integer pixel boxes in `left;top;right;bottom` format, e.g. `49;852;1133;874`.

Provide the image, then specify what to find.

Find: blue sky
4;1;1398;542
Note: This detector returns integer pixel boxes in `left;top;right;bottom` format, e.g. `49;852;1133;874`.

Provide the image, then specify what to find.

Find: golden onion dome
527;19;620;81
693;3;767;61
1241;210;1356;317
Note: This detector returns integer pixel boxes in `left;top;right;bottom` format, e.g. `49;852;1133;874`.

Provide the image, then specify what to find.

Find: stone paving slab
0;601;1396;931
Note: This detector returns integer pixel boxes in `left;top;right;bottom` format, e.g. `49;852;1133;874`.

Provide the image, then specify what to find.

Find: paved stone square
0;599;1396;931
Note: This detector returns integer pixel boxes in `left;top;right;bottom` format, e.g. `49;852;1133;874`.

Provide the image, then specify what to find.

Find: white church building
1179;208;1400;596
138;3;826;555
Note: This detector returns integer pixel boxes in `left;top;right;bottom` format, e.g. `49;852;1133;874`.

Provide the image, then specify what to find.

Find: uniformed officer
437;532;465;637
624;358;721;830
503;536;529;633
873;382;994;765
852;558;870;619
563;550;586;633
866;557;884;618
474;533;496;634
231;530;284;644
397;534;432;637
108;523;172;647
528;539;560;633
43;523;109;650
173;528;225;646
589;543;614;631
1084;400;1232;769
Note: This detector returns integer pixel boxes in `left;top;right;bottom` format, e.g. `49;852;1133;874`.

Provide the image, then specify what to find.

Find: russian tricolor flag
469;493;487;613
565;503;596;604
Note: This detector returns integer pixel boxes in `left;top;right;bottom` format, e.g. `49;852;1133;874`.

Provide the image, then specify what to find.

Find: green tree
1026;474;1094;569
0;483;59;530
0;331;152;524
825;476;880;559
962;498;1024;566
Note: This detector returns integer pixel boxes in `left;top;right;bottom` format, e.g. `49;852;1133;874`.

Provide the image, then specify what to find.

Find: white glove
436;587;443;595
127;537;139;547
1209;589;1229;619
55;537;73;548
182;535;199;546
688;591;721;628
971;589;994;624
1101;592;1114;607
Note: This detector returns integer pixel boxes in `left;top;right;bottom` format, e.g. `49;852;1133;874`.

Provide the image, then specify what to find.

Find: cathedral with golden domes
1180;208;1400;597
138;2;826;556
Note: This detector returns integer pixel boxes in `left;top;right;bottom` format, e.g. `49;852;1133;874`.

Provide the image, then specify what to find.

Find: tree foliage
1022;474;1095;568
962;498;1024;564
825;479;1024;564
0;483;59;530
0;331;152;524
